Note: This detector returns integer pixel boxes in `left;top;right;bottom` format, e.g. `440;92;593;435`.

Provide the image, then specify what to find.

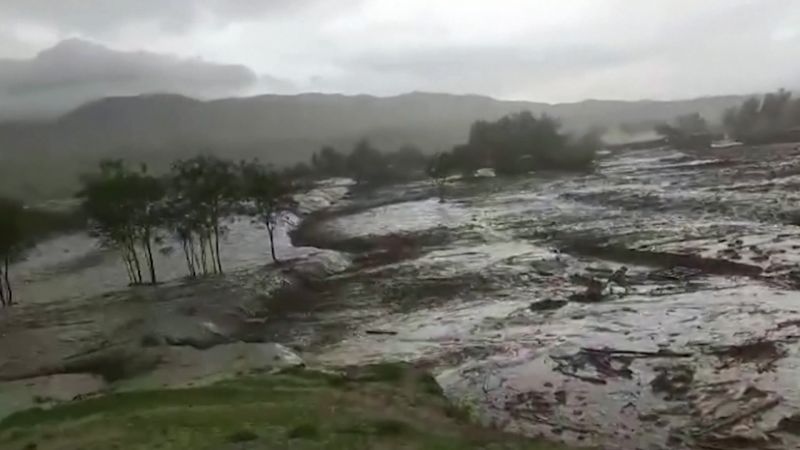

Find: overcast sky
1;0;799;116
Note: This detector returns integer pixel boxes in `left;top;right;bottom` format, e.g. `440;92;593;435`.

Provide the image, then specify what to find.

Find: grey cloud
0;0;799;107
0;0;336;35
322;44;638;99
315;0;800;100
352;44;637;77
0;39;262;118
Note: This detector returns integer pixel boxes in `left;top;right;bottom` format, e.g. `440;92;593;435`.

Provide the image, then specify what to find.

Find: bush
446;112;598;176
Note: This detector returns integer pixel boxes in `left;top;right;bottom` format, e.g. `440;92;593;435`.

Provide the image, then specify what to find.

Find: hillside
0;91;746;200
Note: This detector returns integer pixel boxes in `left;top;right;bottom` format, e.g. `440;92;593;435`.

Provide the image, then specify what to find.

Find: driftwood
513;410;595;434
581;347;693;358
695;397;780;436
552;365;607;385
365;330;398;336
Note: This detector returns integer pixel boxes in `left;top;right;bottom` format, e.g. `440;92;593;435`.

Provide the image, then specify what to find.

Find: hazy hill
0;91;746;200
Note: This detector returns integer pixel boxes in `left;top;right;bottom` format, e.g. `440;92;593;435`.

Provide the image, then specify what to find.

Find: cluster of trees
723;89;800;144
655;113;709;137
309;141;428;185
304;111;600;203
78;156;290;286
430;112;599;178
308;111;600;187
650;90;800;148
654;113;714;149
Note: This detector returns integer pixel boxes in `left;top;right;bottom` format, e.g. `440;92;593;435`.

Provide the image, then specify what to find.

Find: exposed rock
146;315;232;349
289;249;352;282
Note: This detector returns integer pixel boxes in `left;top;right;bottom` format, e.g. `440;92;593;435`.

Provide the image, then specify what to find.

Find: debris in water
695;397;780;436
777;413;800;435
582;347;693;358
650;365;694;399
710;338;787;372
529;299;567;311
606;266;630;293
365;330;398;336
551;348;634;383
568;276;606;303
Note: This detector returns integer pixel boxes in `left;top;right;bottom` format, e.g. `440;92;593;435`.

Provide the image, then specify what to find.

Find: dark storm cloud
0;39;261;118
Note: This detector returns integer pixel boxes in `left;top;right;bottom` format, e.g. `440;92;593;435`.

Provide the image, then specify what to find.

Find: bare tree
240;160;292;263
426;153;452;202
170;156;239;274
0;197;23;306
78;160;165;285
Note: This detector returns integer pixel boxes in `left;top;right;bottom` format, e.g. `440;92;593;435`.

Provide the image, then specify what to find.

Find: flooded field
5;145;800;449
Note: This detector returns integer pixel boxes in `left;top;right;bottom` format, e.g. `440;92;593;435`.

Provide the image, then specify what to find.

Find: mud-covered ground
5;144;800;449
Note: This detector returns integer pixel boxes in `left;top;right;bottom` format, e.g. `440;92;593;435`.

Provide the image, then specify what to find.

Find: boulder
290;250;352;281
145;315;232;349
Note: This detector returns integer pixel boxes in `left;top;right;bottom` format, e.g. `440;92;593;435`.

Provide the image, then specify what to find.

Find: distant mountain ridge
0;91;747;199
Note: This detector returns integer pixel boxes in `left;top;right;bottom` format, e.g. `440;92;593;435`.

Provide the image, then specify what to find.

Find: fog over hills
0;90;747;200
0;40;754;200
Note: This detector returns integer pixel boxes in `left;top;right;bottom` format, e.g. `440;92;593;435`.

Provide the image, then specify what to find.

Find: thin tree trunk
0;264;6;307
203;231;217;274
143;234;157;285
267;221;278;263
205;229;217;274
122;251;135;285
208;235;217;274
129;240;143;284
190;235;202;276
4;255;11;306
199;233;208;275
182;238;196;278
213;223;223;273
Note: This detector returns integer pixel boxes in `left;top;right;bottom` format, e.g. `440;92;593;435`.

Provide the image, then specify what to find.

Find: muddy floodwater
5;145;800;449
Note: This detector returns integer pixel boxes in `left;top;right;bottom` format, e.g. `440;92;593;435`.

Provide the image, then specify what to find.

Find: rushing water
304;145;800;449
10;182;350;305
6;147;800;449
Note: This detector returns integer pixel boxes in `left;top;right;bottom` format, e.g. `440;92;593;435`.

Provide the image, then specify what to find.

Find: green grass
0;364;578;450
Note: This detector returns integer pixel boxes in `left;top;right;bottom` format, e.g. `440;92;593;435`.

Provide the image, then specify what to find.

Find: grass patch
287;423;319;439
226;429;258;443
372;418;409;436
416;373;444;396
0;364;578;450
